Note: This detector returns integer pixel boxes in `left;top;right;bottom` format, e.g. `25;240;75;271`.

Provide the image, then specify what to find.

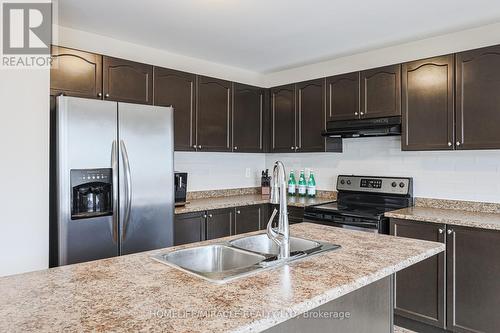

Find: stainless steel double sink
152;233;340;283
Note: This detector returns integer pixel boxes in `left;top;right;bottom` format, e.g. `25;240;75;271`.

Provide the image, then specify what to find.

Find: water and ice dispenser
70;169;113;219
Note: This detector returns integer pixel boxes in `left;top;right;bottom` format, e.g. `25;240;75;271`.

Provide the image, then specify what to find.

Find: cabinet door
326;72;360;121
154;67;196;151
196;76;232;152
234;204;266;235
360;64;401;119
390;219;446;329
50;45;102;99
233;83;264;153
288;206;304;224
265;204;303;229
447;226;500;333
402;55;454;151
174;212;206;246
456;45;500;150
296;79;325;152
271;84;296;153
206;208;233;240
103;56;153;105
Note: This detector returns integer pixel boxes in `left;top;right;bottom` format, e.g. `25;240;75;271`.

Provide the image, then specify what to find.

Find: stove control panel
337;175;412;195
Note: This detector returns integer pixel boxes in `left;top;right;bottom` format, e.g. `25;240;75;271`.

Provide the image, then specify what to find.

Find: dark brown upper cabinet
296;78;326;152
456;45;500;150
232;83;264;153
154;67;196;151
326;72;360;121
402;55;455;151
50;45;102;99
360;64;401;119
446;226;500;333
102;56;153;105
271;84;296;153
391;219;446;329
196;76;232;152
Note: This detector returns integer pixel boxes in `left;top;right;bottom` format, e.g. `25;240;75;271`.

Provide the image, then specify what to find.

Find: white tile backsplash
174;152;266;192
266;136;500;203
175;137;500;203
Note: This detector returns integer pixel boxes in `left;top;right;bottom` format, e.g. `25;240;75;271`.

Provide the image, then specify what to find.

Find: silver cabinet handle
234;146;238;150
208;214;213;218
291;146;294;150
360;112;365;115
97;92;103;98
354;112;359;116
111;140;118;243
193;145;197;149
105;93;110;98
456;142;461;146
448;142;452;147
236;210;241;214
295;146;299;150
447;229;454;235
438;228;444;234
120;140;132;241
203;214;207;218
198;145;202;149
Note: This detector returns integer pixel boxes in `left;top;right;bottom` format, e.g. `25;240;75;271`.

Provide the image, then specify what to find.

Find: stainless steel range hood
322;116;401;138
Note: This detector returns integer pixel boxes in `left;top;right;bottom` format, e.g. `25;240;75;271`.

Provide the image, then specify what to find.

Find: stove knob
340;180;345;185
391;182;397;188
346;180;351;185
399;182;405;188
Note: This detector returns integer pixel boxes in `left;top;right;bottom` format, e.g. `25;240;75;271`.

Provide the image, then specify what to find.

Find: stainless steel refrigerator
53;96;174;266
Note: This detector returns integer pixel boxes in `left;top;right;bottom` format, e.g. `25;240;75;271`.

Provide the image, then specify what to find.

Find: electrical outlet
245;168;251;178
305;168;311;178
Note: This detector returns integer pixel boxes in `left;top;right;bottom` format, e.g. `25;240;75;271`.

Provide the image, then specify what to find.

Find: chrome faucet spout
266;161;290;260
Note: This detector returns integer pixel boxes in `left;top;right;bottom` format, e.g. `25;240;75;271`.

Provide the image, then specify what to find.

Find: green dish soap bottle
298;170;307;197
288;170;296;196
307;170;317;198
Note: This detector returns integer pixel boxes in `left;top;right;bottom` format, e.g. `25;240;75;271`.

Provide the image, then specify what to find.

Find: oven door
303;212;380;233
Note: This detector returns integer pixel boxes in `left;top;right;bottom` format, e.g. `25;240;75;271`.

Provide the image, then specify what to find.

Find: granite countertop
0;223;444;333
385;206;500;231
175;194;334;214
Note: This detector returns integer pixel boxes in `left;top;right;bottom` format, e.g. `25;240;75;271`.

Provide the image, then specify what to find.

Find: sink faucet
266;161;290;260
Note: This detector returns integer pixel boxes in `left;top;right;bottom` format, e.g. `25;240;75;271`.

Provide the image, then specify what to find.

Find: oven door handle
304;213;379;229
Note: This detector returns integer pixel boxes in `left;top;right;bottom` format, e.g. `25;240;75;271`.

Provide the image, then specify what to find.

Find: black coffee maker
71;169;113;219
174;172;188;206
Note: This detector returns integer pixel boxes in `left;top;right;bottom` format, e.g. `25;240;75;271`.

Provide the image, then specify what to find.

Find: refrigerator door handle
111;140;119;243
120;140;132;241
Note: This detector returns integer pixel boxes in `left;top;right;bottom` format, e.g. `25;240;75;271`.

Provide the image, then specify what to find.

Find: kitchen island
0;223;443;332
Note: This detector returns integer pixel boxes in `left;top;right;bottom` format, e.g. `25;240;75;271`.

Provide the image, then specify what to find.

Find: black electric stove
304;175;414;234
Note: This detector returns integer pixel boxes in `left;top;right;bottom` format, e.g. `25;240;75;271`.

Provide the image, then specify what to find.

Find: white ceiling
58;0;500;73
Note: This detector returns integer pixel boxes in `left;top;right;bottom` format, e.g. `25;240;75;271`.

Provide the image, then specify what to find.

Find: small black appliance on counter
174;172;188;206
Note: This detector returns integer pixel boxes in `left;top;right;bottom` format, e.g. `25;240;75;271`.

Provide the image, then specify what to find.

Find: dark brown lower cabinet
391;219;500;333
446;226;500;333
174;212;206;246
391;219;446;329
266;204;304;229
234;204;266;235
206;208;234;240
